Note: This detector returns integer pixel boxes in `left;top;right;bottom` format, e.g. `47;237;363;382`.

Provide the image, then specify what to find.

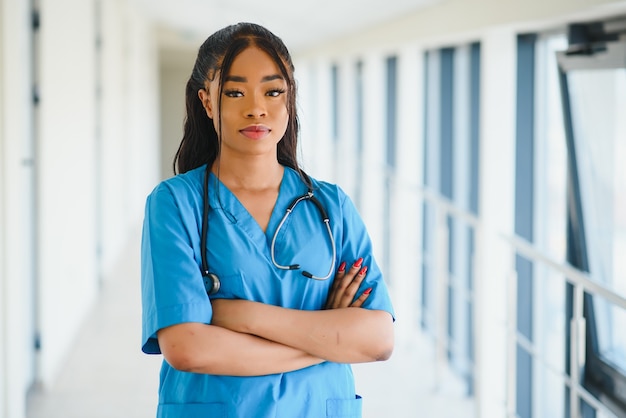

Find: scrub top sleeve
338;189;395;320
141;184;213;354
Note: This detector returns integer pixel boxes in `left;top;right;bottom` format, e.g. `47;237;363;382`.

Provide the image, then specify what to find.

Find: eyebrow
224;74;284;83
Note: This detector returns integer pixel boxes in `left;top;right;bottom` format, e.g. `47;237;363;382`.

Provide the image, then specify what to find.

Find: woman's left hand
324;258;372;310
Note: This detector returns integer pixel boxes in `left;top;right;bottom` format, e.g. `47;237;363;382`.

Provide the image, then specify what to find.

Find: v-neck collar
207;166;308;244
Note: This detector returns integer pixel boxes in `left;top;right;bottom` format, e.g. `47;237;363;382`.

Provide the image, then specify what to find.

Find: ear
198;88;213;119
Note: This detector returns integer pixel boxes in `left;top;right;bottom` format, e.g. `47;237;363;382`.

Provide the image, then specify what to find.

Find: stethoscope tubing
200;166;336;295
270;191;336;280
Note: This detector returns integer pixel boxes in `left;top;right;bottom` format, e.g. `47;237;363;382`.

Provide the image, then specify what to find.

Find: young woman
141;22;395;418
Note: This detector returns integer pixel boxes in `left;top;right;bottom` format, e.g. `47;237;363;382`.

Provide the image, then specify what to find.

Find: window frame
555;16;626;416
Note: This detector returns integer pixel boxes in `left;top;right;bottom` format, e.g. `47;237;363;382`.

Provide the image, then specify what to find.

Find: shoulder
284;168;351;213
147;165;205;203
144;166;206;221
311;176;350;209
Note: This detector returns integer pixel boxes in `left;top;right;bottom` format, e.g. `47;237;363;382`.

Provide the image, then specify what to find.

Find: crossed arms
157;259;394;376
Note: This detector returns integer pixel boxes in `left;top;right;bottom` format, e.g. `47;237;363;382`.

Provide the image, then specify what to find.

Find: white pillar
474;27;517;418
99;0;132;276
360;52;386;267
390;45;424;345
335;57;358;196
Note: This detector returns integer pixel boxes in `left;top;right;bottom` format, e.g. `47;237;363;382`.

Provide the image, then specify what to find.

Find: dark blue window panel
423;51;431;187
447;281;454;361
421;202;432;331
467;298;475;395
354;61;364;209
331;64;339;141
469;42;481;216
386;56;398;168
440;47;454;200
516;346;533;418
421;261;429;330
421;51;431;331
383;56;397;283
516;254;534;340
383;176;392;285
447;216;454;273
515;33;537;418
515;34;536;242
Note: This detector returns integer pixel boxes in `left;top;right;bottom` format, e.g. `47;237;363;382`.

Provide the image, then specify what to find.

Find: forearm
158;322;323;376
215;301;394;363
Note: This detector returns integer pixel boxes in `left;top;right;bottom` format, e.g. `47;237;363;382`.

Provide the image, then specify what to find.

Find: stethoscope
200;166;336;295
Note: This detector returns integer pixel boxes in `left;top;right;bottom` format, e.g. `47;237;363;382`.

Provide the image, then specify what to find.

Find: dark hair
173;22;301;175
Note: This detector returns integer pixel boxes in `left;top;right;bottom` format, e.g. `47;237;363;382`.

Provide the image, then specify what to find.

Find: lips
240;125;270;140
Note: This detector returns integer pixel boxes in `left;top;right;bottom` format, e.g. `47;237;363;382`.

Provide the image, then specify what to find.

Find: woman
141;22;394;417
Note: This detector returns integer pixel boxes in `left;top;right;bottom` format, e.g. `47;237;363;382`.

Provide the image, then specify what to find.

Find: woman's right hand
324;257;372;309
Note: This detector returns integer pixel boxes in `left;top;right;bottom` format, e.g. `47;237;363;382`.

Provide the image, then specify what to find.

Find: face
199;46;289;160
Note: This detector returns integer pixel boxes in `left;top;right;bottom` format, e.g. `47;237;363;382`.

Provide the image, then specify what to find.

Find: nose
245;92;266;118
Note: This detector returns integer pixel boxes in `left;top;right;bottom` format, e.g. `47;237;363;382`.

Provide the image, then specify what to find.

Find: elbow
376;346;394;362
164;350;198;372
367;313;395;362
373;335;394;361
158;324;207;373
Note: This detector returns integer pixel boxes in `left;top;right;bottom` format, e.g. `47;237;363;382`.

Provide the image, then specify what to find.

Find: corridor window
515;32;569;418
557;17;626;416
421;42;480;395
569;67;626;362
383;55;398;283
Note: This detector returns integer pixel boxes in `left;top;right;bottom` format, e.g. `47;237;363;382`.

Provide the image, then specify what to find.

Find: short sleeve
141;183;213;354
337;190;395;320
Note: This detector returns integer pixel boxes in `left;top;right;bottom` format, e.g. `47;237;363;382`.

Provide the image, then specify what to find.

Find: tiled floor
26;233;474;418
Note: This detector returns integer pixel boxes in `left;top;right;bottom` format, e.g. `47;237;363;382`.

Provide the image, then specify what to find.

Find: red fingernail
338;261;346;272
359;266;368;275
354;257;363;268
364;287;372;295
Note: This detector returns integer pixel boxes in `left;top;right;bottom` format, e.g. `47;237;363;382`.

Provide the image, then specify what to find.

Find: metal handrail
404;178;626;418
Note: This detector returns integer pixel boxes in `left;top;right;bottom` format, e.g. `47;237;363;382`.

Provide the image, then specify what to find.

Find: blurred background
1;0;626;417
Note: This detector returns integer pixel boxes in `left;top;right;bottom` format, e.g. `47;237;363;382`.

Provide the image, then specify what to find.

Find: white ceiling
138;0;436;53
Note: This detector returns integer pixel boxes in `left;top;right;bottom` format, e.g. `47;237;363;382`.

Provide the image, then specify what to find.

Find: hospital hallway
24;229;474;418
4;1;626;417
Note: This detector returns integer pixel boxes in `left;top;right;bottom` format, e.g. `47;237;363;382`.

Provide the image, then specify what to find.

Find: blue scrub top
141;165;395;418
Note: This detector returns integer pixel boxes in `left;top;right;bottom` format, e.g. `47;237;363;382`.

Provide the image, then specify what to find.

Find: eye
224;89;243;98
267;88;286;97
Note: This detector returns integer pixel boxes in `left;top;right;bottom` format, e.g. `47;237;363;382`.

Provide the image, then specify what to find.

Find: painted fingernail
354;257;363;268
338;261;346;272
359;266;368;275
364;287;372;295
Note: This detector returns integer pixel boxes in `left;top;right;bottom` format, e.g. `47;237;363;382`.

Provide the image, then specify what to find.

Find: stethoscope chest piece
203;273;221;295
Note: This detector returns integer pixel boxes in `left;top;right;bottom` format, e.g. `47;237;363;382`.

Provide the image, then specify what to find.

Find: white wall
34;0;160;385
99;0;132;276
299;0;626;57
99;0;160;274
124;6;160;220
0;1;37;417
37;0;100;384
159;49;196;180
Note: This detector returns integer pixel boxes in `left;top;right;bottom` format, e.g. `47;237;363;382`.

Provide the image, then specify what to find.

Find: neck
212;154;284;191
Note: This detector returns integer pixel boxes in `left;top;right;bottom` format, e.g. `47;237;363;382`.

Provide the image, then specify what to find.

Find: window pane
567;67;626;368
